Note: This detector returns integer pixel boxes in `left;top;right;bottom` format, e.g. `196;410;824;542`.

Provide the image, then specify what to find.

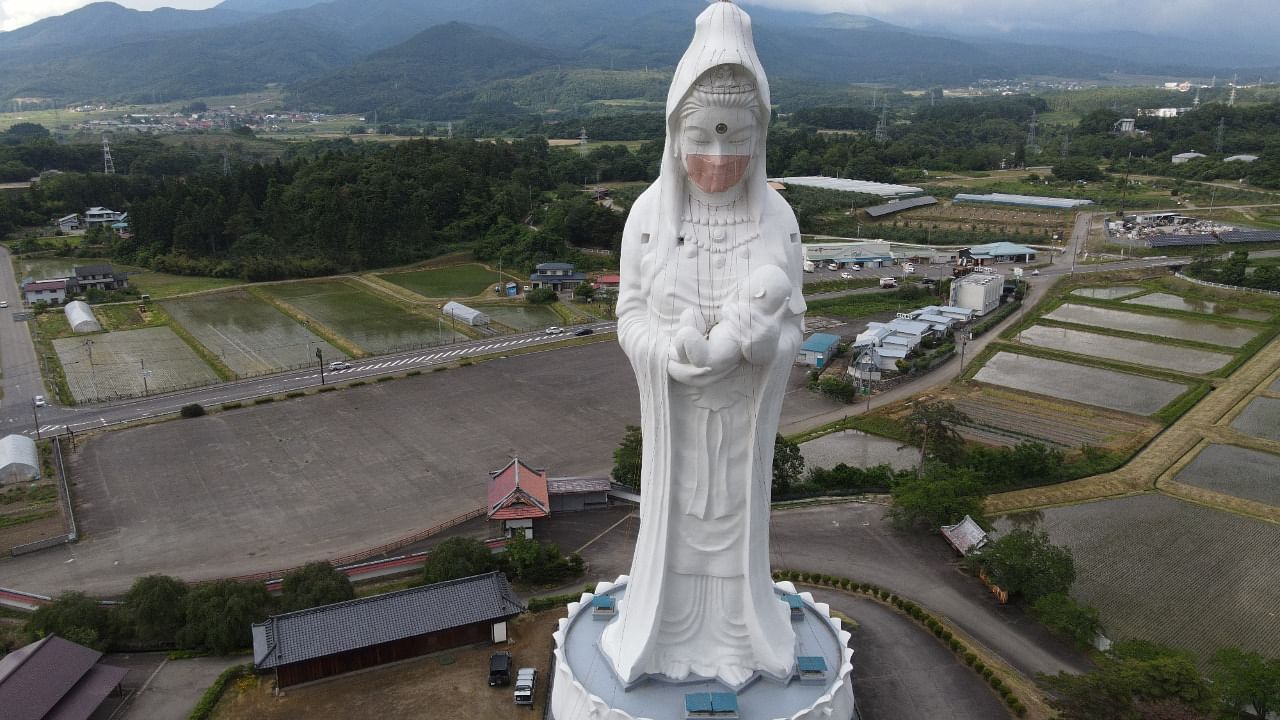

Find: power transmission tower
1215;117;1226;153
102;135;115;175
1229;74;1238;107
1061;132;1071;160
874;104;889;144
222;149;231;177
1025;111;1041;156
579;127;590;149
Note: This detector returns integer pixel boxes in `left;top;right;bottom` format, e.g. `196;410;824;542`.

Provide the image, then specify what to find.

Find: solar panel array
1147;235;1220;248
865;195;938;217
1220;230;1280;244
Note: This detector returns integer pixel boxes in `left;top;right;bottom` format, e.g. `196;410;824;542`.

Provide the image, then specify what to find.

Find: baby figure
674;264;792;368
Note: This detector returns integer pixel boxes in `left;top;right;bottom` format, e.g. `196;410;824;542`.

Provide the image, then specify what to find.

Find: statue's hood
665;1;771;121
659;1;772;237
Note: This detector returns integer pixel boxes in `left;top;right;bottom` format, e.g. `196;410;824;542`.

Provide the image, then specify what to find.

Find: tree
123;574;188;646
177;581;273;655
772;434;805;491
887;463;986;530
1053;158;1106;182
966;528;1074;602
526;287;558;304
26;591;113;651
280;562;355;612
422;537;502;585
1041;641;1213;720
903;401;971;465
1210;648;1280;720
503;529;583;586
612;425;642;490
573;282;597;302
1031;592;1101;649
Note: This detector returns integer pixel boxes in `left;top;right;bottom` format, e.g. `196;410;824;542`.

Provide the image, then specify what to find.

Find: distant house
55;214;81;233
82;207;123;228
74;264;127;293
488;458;551;539
797;333;840;369
442;301;490;327
252;572;524;688
529;262;587;292
23;278;69;305
965;242;1037;264
0;634;128;720
593;274;621;296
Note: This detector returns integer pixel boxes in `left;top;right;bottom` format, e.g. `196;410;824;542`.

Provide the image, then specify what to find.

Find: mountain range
0;0;1275;111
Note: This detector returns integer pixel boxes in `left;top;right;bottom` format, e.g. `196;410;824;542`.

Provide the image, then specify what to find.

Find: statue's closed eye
716;123;728;134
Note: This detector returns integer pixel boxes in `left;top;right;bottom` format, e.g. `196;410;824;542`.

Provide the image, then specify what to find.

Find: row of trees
1188;250;1280;292
22;564;354;655
421;533;583;588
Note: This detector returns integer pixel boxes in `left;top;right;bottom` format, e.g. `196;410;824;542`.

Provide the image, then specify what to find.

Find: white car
1031;269;1041;276
328;361;351;371
33;395;46;408
840;272;853;279
545;326;564;335
902;263;915;274
0;301;8;308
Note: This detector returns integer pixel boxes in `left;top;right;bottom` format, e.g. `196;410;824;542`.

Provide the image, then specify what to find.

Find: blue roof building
798;333;840;369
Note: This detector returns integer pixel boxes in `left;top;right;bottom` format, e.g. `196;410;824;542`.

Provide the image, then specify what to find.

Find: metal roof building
966;242;1038;263
442;301;489;327
864;196;938;218
772;176;924;199
954;193;1093;210
252;572;524;687
1224;154;1259;163
0;635;128;720
0;434;40;486
63;301;101;334
1171;152;1207;164
941;516;989;556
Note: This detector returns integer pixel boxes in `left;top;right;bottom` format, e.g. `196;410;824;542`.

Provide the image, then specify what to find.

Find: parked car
328;361;351;371
902;263;915;274
514;667;537;705
574;328;594;337
879;277;898;289
0;301;8;308
840;272;853;279
545;326;564;335
920;278;937;287
1031;269;1041;276
33;395;46;408
489;652;512;687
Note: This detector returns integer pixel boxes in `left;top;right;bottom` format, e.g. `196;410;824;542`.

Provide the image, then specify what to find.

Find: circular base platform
550;577;857;720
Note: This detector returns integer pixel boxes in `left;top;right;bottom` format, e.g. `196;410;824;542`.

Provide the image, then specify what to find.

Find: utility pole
316;347;325;385
32;399;40;441
140;359;149;396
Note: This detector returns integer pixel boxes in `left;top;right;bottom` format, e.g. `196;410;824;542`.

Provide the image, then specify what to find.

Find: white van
514;668;536;705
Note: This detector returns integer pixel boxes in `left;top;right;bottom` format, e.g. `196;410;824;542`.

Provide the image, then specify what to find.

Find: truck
803;259;816;273
489;652;512;687
514;667;537;705
879;277;897;289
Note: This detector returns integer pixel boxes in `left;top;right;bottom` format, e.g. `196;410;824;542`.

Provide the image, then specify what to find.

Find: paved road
3;321;618;440
0;245;44;416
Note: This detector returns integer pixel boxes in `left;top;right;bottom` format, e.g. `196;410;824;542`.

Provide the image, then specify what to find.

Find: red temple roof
487;458;550;521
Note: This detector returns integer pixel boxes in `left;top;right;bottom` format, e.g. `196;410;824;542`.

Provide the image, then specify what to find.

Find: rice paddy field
1043;303;1260;348
53;327;220;402
1015;325;1233;374
163;290;346;377
262;281;464;354
379;264;499;299
1123;292;1273;322
972;351;1189;415
1071;286;1143;300
947;386;1157;450
799;429;921;472
1229;397;1280;441
12;255;239;298
998;494;1280;664
479;304;562;331
1173;444;1280;506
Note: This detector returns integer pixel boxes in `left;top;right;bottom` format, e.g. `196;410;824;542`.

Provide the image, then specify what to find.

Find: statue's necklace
681;197;759;263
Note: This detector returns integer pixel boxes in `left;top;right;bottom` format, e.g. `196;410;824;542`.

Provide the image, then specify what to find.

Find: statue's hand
667;335;738;386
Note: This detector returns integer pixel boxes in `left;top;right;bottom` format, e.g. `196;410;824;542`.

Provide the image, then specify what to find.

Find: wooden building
252;572;524;688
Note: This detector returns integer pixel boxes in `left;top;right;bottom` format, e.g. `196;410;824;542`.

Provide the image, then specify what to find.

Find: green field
53;326;220;403
380;264;499;299
263;280;464;354
11;255;238;298
478;303;561;331
164;290;346;376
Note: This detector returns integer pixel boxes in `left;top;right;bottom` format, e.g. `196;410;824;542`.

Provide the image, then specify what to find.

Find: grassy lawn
379;264;499;299
125;270;241;299
806;287;943;318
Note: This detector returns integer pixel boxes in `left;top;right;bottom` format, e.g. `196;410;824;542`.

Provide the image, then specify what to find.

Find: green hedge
527;586;596;612
188;663;250;720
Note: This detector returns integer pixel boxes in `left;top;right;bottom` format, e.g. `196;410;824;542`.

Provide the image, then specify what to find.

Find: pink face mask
685;154;750;194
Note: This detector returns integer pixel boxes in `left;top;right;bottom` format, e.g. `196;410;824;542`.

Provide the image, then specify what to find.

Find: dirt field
878;202;1073;240
53;326;221;402
212;611;560;720
0;481;63;551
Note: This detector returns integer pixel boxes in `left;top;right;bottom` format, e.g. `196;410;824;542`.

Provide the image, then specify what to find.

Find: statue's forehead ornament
695;64;756;95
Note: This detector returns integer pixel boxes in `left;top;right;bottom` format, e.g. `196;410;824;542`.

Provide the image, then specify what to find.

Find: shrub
375;376;393;383
220;402;242;410
348;381;367;387
253;397;274;405
432;367;447;372
317;386;337;393
285;391;305;398
406;370;421;376
179;403;205;418
458;359;472;367
188;663;250;720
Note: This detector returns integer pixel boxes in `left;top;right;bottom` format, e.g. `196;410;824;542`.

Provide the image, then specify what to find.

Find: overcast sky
2;0;1273;41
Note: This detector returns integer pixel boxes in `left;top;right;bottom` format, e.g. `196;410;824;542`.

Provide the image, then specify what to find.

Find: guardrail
1175;272;1280;296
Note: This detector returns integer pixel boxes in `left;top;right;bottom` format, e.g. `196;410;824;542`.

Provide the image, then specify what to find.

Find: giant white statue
598;0;807;688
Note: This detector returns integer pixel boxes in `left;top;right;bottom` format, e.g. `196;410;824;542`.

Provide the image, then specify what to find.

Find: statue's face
680;104;757;194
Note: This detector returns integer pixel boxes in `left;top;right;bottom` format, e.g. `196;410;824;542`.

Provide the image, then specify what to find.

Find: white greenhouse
442;301;490;327
64;301;102;333
0;434;40;486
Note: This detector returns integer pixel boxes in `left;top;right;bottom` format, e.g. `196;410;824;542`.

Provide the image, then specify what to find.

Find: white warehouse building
949;272;1004;316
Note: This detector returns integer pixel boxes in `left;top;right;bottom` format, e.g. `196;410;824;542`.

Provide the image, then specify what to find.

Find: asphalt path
0;245;45;420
